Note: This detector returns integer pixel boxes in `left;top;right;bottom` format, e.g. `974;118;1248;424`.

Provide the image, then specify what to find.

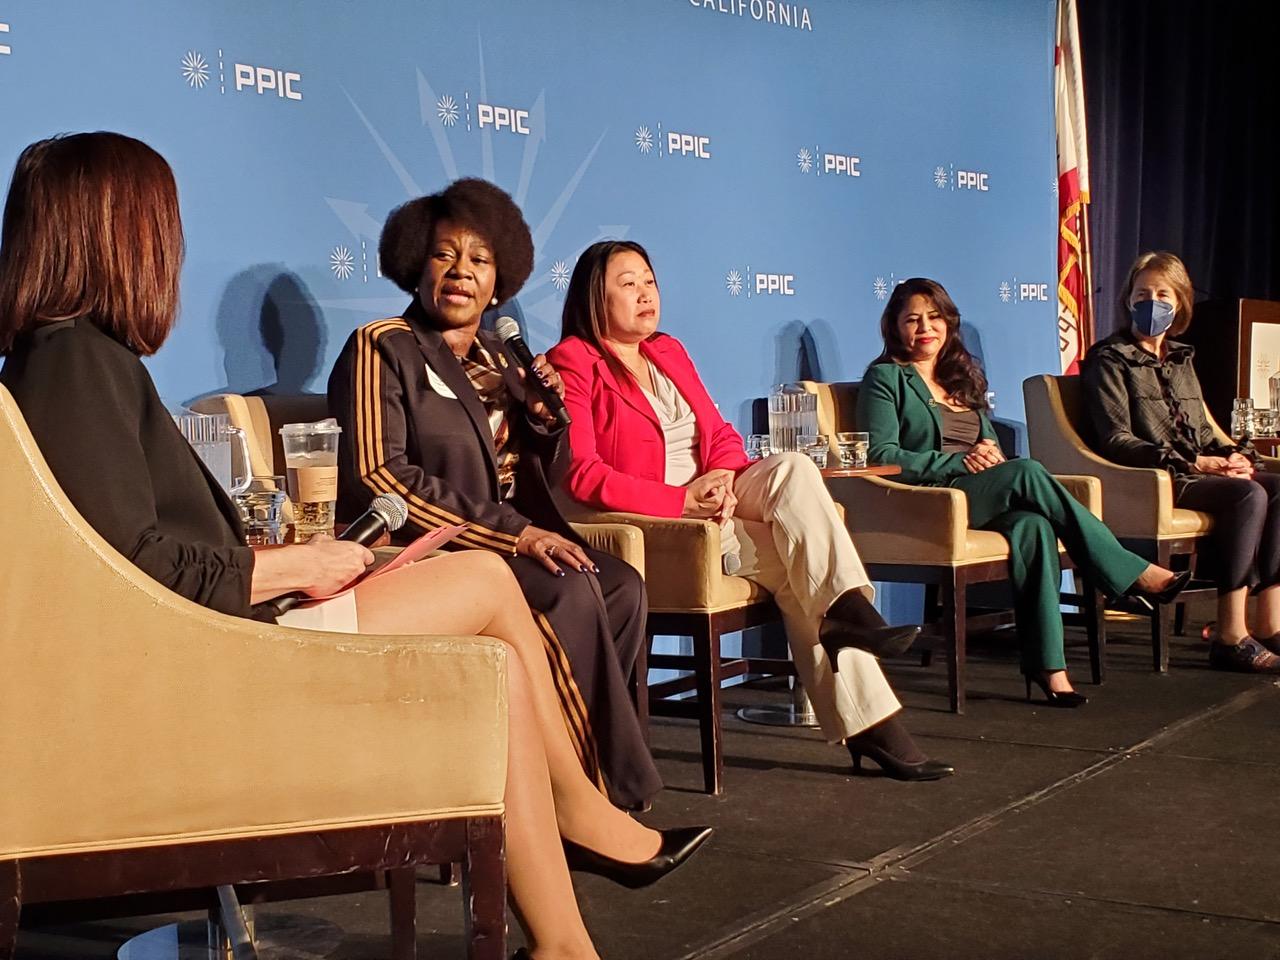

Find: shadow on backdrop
963;321;1024;456
188;267;327;406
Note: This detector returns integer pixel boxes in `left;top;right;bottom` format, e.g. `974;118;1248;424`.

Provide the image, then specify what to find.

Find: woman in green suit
858;278;1189;706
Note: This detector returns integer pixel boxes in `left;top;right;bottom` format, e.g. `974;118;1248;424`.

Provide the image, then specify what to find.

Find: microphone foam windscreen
369;492;409;531
495;315;521;343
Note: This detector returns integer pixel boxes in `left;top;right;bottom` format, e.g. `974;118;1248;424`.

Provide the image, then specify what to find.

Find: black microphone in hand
495;315;571;428
268;493;409;618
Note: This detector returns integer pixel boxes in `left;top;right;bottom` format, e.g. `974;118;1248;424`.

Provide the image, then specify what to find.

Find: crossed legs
356;550;662;960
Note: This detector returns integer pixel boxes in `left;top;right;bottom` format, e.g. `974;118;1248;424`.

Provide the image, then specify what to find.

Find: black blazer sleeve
329;320;527;553
4;325;259;617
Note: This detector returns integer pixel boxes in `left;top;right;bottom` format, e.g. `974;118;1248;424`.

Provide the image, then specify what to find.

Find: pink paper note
300;523;469;602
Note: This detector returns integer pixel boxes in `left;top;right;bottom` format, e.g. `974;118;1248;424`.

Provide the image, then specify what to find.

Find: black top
327;298;580;551
1080;330;1246;479
939;408;982;453
0;319;271;621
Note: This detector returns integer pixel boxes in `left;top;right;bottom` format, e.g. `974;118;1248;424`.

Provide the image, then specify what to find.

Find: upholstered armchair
559;505;788;796
801;380;1105;713
0;385;509;960
1022;374;1279;671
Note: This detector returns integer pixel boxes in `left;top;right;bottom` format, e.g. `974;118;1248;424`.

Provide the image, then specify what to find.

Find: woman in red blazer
548;241;953;782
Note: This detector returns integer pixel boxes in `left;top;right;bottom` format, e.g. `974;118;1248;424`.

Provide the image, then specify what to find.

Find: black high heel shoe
819;619;921;660
847;743;956;781
820;589;921;658
562;825;712;889
511;950;530;960
1024;674;1088;708
845;716;955;781
1123;568;1193;612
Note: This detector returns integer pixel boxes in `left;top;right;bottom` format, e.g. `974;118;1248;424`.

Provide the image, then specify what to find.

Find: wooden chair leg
0;861;17;960
692;618;724;795
437;862;461;886
921;583;938;667
1152;543;1173;673
1173;601;1187;636
1085;583;1106;685
463;817;506;960
633;632;651;747
388;868;417;960
1152;602;1173;673
944;572;967;714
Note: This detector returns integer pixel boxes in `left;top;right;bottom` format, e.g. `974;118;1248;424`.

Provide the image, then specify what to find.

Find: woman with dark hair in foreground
549;240;953;781
328;179;664;810
1082;252;1280;674
0;132;707;960
859;277;1189;705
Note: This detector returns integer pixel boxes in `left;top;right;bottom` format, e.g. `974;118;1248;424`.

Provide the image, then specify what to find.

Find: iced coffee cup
278;419;342;542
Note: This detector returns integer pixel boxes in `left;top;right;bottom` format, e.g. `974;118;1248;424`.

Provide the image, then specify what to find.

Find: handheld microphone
268;492;409;617
495;315;571;428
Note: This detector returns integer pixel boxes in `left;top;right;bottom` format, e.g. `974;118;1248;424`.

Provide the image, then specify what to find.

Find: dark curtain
1079;0;1280;339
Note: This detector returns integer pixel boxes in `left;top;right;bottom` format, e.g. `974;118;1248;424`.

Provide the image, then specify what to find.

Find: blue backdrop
1;0;1060;622
0;0;1059;426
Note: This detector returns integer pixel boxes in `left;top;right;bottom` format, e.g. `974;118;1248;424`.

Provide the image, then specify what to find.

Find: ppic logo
725;266;795;298
180;49;302;102
796;145;860;178
634;122;712;160
998;278;1050;303
933;163;990;192
435;91;531;135
872;273;907;302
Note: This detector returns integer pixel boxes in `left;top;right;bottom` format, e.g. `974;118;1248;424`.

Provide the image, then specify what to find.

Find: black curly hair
378;177;534;305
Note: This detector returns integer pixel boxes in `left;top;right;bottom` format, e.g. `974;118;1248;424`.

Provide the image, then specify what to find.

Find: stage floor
17;598;1280;960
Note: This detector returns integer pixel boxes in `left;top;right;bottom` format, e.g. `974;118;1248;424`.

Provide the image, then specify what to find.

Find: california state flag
1055;0;1092;374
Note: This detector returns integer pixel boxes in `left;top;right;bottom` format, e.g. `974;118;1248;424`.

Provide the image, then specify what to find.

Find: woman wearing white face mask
1082;251;1280;674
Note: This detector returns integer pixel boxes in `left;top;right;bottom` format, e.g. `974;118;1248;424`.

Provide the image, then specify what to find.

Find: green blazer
856;360;998;486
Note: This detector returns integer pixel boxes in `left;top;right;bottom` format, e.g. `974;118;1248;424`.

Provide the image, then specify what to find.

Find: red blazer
547;333;750;517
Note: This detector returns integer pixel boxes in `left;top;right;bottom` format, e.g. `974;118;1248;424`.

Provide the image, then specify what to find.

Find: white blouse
640;361;742;570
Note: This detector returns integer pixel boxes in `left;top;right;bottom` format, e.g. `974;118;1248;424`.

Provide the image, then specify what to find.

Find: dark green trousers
950;459;1148;673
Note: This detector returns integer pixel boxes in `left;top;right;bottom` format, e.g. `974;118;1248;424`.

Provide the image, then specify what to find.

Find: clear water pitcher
172;411;252;495
768;384;818;453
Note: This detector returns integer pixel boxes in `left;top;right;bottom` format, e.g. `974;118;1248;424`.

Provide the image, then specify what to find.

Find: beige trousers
727;452;901;742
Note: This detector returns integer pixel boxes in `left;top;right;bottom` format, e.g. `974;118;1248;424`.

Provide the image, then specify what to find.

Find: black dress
327;300;662;808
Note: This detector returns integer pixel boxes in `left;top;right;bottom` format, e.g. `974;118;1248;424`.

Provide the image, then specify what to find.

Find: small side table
819;464;903;480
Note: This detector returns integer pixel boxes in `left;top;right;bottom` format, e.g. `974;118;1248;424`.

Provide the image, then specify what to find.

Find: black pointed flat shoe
819;618;920;660
563;825;712;889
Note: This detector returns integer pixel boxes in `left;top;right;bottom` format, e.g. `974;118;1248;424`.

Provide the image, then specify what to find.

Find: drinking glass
798;434;829;469
1232;398;1256;441
234;476;289;546
836;431;869;469
279;419;341;542
745;434;772;461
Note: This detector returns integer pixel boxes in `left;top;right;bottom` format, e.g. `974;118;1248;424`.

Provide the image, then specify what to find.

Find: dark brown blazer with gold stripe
327;299;576;551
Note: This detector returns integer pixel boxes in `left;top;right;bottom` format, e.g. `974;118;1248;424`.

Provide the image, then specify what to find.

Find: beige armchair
1021;374;1278;672
0;385;509;960
561;505;789;796
801;380;1105;713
